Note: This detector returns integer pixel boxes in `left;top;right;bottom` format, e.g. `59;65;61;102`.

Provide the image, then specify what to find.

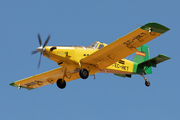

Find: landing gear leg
56;67;67;89
141;75;150;87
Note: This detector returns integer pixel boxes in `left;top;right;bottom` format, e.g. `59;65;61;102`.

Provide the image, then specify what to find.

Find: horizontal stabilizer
138;54;170;68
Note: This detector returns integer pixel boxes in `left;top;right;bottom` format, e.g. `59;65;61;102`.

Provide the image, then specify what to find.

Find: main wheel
56;79;66;89
145;81;150;87
79;69;89;79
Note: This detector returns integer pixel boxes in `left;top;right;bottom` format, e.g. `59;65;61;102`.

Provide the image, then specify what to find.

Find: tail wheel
79;69;89;79
145;81;150;87
56;79;66;89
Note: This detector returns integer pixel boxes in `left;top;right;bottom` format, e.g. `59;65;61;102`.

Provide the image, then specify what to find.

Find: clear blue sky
1;0;179;120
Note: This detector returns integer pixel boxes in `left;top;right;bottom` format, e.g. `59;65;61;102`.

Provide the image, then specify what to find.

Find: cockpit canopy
90;41;107;50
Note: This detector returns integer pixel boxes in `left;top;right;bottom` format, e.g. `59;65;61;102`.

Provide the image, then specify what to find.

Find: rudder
133;44;152;74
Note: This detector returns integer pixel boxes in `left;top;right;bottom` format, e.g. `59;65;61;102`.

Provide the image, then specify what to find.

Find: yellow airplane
10;22;170;90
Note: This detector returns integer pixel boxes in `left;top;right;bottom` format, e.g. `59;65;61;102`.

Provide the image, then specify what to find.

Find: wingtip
141;22;170;33
9;82;15;86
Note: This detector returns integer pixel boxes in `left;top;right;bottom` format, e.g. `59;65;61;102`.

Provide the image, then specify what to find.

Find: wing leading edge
80;22;170;69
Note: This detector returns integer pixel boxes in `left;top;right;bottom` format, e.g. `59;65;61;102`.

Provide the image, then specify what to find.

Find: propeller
32;33;51;69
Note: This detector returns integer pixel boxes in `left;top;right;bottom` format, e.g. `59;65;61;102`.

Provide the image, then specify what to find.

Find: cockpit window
90;42;99;49
98;44;104;49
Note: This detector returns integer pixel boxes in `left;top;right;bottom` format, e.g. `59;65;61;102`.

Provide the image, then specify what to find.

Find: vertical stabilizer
133;45;152;74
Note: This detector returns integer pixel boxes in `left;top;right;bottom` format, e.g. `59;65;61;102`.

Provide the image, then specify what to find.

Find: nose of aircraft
37;46;45;53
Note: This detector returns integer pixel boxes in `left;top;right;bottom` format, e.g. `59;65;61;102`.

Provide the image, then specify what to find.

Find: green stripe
141;22;170;34
132;62;138;73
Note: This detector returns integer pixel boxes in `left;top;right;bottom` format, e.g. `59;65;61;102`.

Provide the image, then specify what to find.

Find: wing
81;22;170;69
9;67;80;90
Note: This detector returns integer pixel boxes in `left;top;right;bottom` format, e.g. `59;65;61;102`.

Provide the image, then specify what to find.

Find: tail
133;44;152;74
133;44;170;75
114;44;170;78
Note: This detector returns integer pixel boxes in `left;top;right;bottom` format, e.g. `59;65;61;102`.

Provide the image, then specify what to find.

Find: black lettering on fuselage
113;63;129;71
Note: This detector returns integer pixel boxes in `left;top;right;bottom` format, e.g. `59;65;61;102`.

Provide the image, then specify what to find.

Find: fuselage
42;41;137;75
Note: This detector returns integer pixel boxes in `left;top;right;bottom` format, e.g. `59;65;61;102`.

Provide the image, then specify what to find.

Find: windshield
90;42;99;49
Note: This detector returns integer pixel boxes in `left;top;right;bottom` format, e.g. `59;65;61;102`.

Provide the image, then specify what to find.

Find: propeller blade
43;34;51;48
31;50;38;55
38;53;42;69
33;33;51;69
38;33;42;46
